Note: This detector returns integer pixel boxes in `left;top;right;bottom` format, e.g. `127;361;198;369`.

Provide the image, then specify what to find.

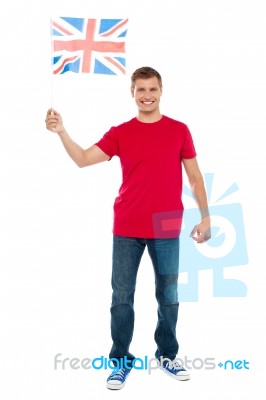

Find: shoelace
166;359;185;371
109;368;128;380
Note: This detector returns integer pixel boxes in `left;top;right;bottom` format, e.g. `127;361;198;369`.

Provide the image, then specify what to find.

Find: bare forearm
190;176;210;220
183;157;211;242
57;128;87;167
45;108;110;167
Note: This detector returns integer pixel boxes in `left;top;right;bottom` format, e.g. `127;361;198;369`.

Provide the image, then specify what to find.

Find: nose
143;91;152;99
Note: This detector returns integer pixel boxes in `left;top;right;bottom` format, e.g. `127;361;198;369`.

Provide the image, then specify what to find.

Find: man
45;66;211;389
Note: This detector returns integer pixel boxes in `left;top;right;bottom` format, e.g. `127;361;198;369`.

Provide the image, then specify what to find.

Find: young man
45;66;211;389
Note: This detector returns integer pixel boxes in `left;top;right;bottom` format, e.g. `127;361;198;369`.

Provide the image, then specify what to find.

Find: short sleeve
95;126;119;159
180;125;197;159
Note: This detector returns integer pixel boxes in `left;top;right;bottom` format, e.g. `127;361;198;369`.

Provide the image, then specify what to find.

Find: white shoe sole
159;366;191;381
106;381;125;390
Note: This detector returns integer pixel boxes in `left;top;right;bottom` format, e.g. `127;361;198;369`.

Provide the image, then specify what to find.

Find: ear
130;87;134;97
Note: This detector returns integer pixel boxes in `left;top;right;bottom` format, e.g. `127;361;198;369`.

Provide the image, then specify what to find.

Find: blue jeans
109;235;180;366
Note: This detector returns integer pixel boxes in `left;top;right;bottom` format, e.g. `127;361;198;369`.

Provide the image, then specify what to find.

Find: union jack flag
51;17;129;75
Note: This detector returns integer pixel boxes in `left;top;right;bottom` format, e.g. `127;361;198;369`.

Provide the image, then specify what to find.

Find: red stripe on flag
104;57;125;74
52;21;73;36
101;19;128;37
53;55;78;74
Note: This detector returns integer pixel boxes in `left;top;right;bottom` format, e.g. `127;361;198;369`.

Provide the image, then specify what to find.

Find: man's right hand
45;108;64;134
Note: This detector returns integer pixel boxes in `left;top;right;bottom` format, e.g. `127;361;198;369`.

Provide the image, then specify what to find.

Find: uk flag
51;17;129;75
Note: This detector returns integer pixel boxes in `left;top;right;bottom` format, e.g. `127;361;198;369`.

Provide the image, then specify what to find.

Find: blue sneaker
106;368;131;390
160;358;190;381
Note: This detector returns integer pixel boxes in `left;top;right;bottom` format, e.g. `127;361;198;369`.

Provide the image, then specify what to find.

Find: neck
137;110;162;123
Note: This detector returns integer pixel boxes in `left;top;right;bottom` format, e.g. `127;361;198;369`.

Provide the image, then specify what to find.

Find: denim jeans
109;235;180;366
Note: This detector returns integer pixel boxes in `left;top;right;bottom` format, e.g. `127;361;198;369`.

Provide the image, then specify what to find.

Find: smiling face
131;76;163;121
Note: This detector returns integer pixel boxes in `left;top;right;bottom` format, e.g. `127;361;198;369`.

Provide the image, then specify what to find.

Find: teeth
143;101;153;105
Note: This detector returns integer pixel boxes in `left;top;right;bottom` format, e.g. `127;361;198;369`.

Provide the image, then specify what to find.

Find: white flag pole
50;16;54;115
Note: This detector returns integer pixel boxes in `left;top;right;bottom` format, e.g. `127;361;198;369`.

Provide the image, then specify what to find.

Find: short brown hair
131;66;162;88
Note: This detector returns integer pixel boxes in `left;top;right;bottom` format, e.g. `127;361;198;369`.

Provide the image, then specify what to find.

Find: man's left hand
190;217;211;243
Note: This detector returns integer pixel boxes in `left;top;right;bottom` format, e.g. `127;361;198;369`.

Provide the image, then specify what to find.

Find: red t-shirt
96;115;196;238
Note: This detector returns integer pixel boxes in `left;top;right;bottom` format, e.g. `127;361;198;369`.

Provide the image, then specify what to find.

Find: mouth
141;101;154;105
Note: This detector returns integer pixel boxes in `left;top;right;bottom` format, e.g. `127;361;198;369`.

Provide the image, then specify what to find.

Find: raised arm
45;108;110;167
182;157;211;243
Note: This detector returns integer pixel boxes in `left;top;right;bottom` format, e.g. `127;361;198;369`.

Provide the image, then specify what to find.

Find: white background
0;0;265;398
